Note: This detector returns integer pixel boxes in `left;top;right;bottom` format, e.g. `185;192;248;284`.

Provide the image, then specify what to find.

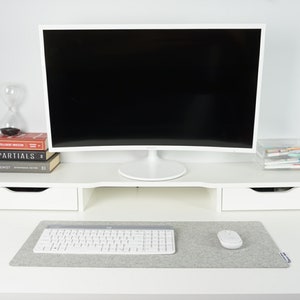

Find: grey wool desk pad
10;220;289;268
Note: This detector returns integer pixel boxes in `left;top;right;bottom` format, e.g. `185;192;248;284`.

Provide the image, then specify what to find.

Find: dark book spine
0;153;60;173
0;150;47;161
0;161;50;173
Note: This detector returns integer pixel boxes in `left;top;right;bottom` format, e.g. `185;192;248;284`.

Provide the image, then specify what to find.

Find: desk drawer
0;187;78;210
222;187;300;211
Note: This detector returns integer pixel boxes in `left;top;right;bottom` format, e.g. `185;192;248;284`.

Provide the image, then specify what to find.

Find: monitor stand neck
118;149;187;181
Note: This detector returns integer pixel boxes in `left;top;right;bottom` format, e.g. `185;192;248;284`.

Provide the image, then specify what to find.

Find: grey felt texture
9;220;289;268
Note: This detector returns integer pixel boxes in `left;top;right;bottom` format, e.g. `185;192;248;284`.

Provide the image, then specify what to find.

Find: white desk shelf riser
0;161;300;211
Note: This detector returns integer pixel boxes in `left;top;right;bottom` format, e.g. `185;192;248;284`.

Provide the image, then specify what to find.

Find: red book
0;132;48;150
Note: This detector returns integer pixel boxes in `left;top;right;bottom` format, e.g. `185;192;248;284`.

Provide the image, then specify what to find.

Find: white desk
1;162;300;212
1;187;300;300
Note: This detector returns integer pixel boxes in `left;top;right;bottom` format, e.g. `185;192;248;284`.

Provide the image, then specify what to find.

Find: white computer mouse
217;230;243;250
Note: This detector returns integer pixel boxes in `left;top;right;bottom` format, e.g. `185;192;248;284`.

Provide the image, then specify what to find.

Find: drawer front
222;187;300;211
0;187;78;210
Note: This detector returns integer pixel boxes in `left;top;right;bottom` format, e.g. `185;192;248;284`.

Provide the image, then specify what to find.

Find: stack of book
0;132;60;173
257;139;300;169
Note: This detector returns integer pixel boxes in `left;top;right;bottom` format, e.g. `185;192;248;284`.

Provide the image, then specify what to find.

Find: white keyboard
33;225;176;255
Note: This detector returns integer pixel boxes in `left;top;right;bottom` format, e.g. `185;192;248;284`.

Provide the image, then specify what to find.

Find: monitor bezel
39;23;265;154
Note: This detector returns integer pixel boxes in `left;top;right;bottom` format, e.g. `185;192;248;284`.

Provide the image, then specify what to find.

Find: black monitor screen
42;27;263;150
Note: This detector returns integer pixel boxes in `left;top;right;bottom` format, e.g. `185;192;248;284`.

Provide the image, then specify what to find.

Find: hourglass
0;84;25;136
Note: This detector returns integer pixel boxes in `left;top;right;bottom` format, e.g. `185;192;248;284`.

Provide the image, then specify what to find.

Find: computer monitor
40;24;265;181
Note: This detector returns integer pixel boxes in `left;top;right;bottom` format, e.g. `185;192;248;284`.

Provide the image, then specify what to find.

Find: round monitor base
119;150;187;181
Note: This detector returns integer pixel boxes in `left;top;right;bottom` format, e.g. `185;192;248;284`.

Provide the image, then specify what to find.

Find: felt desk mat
10;220;288;268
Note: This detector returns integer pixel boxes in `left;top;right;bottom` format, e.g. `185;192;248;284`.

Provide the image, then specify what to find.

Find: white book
265;163;300;169
264;157;300;165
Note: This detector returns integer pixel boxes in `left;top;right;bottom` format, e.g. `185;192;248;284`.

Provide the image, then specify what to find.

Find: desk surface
1;187;300;299
1;162;300;188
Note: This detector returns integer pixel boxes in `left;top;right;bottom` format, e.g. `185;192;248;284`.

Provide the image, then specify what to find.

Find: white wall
0;0;299;161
